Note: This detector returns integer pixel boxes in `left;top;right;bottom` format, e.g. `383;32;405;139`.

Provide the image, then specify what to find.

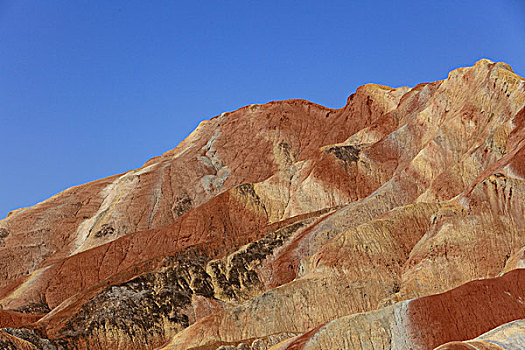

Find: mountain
0;59;524;350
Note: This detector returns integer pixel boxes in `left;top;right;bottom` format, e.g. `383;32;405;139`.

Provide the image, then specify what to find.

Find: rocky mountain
0;59;524;349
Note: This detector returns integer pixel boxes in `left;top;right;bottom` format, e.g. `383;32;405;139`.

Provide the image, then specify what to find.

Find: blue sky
1;1;524;218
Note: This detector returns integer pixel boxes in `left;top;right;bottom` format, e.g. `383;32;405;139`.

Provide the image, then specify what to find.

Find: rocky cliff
0;59;524;349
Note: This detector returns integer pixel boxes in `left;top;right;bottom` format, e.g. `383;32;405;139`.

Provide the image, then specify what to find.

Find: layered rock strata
0;59;524;349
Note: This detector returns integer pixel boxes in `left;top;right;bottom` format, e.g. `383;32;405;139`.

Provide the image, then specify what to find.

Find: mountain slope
1;59;524;350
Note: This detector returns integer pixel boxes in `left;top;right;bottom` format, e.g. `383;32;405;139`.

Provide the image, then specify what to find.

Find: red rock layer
0;311;41;328
408;269;525;349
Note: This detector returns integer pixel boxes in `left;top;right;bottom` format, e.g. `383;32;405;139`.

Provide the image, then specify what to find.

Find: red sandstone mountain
0;59;524;349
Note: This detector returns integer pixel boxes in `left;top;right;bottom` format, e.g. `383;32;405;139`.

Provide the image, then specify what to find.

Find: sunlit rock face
0;59;524;350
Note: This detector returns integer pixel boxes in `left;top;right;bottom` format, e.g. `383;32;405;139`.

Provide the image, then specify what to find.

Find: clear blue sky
1;1;524;218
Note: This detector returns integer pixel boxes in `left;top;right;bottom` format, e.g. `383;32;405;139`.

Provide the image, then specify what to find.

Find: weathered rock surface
272;269;525;350
435;318;525;350
1;59;524;349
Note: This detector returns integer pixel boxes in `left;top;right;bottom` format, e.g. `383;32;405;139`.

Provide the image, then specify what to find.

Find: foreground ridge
0;59;524;350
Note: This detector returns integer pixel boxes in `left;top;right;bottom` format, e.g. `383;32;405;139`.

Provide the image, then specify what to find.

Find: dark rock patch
172;195;193;217
94;224;115;238
326;145;360;163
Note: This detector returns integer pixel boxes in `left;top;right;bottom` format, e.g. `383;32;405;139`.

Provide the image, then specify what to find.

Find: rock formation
0;59;524;349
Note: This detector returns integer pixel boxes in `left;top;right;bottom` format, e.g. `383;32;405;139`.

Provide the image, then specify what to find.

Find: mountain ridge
1;59;525;349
